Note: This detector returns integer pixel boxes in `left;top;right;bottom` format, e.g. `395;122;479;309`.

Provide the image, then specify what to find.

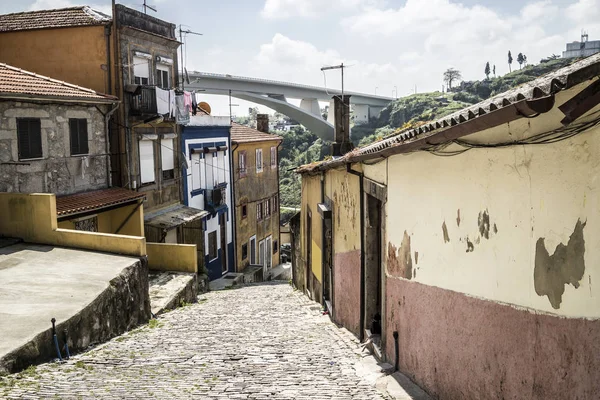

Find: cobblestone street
1;283;390;399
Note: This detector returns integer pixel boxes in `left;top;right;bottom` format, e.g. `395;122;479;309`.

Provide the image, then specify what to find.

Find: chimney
331;95;353;157
257;114;269;133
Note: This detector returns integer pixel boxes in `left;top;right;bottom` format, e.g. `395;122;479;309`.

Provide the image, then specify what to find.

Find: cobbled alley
1;283;392;399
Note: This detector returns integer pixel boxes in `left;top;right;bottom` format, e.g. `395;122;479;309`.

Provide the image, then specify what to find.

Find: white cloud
261;0;382;19
28;0;112;15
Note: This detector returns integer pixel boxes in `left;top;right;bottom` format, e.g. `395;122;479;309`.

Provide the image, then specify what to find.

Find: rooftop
298;52;600;174
231;123;283;144
56;188;146;217
144;204;209;230
0;63;117;103
0;6;110;32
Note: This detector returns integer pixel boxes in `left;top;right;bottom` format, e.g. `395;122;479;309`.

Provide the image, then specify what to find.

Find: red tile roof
231;123;282;144
0;63;117;102
56;188;146;217
0;6;110;32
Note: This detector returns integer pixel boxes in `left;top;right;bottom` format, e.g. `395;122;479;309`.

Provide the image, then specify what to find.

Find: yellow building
231;122;282;277
295;54;600;399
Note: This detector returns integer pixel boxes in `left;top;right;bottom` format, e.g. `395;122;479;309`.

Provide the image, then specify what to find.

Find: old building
181;113;234;280
231;119;282;277
0;62;148;236
0;5;207;272
295;53;600;399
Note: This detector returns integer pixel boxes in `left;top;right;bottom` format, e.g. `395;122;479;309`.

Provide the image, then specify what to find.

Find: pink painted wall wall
333;250;361;336
385;277;600;400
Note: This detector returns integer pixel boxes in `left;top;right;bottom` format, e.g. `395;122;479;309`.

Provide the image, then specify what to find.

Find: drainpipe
104;102;119;188
104;23;112;95
347;163;365;341
320;171;325;306
230;140;239;272
276;140;282;265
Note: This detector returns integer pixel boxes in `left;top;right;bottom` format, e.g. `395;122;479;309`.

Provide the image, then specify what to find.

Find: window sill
18;157;44;161
71;153;90;157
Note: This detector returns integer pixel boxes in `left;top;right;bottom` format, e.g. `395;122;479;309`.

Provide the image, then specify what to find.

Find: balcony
204;186;227;211
128;85;159;116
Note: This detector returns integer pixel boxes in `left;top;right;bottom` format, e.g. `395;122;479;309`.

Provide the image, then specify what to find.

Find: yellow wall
57;202;144;237
147;243;198;273
0;193;145;256
300;174;323;282
325;167;362;254
0;26;109;94
383;109;600;318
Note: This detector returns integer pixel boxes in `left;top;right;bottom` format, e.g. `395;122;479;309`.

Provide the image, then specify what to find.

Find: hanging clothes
155;87;170;115
169;89;176;118
175;94;190;124
183;91;193;113
191;91;198;116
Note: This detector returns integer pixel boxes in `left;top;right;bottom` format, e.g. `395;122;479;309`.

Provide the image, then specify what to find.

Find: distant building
181;114;234;280
563;32;600;58
230;117;282;277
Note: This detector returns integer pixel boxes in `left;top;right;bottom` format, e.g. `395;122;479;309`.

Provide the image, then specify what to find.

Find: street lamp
375;87;378;95
393;85;398;99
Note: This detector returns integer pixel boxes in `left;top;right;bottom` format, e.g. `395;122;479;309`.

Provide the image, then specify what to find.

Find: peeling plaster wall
384;124;600;318
327;168;362;335
0;101;109;195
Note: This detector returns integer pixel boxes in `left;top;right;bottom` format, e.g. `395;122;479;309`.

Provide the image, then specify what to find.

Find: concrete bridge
185;72;394;140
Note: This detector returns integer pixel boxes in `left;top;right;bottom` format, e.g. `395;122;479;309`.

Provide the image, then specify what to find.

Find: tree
523;54;527;67
493;64;496;77
443;68;462;90
517;52;524;69
508;51;513;72
484;62;490;80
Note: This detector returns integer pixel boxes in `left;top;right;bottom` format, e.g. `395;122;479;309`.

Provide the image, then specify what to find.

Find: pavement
0;282;430;399
0;241;141;369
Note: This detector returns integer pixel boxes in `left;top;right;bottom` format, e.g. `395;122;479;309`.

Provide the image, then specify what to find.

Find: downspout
347;163;365;341
230;140;239;273
320;171;325;306
104;23;112;95
277;140;282;264
104;102;119;188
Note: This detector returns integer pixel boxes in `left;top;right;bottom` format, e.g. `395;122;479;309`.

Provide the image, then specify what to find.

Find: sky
1;0;599;116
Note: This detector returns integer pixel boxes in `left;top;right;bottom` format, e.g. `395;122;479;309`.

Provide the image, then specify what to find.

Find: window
17;118;42;160
257;202;263;221
139;140;155;184
238;151;247;177
272;194;278;214
242;204;247;219
156;64;170;89
242;243;248;260
133;56;149;85
256;148;263;173
273;239;278;255
69;118;88;156
161;138;174;180
208;231;218;260
264;199;270;218
270;146;277;168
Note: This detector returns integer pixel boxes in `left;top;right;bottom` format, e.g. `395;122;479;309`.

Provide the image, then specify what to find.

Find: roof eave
0;93;119;104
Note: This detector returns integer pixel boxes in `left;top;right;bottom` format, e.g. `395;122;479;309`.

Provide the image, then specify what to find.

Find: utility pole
178;25;203;90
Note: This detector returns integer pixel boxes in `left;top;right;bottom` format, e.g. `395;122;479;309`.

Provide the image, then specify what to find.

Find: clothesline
154;88;201;124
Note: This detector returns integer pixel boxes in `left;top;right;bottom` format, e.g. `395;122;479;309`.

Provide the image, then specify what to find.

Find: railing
204;186;226;209
130;85;158;116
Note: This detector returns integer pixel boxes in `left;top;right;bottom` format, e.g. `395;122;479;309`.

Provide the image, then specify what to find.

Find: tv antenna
178;25;203;90
142;0;156;14
321;63;346;100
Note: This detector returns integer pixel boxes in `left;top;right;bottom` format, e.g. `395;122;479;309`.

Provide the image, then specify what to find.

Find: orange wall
0;26;109;94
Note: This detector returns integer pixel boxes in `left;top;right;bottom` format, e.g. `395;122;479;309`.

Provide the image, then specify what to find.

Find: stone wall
0;101;110;195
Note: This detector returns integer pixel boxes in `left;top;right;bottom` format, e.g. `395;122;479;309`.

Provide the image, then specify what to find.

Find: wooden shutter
69;119;88;155
17;118;42;159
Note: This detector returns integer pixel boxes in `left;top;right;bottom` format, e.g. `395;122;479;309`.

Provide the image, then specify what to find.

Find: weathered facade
181;115;234;281
231;122;281;276
295;54;600;399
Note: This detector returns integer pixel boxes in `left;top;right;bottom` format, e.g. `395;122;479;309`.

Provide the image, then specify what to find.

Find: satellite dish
199;101;211;115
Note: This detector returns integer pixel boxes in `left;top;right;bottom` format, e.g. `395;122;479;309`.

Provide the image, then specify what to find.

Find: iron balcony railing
204;186;227;210
129;85;158;116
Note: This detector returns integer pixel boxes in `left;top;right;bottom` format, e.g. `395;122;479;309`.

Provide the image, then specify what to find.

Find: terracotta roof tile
56;188;146;217
0;6;110;32
0;63;117;102
231;123;282;144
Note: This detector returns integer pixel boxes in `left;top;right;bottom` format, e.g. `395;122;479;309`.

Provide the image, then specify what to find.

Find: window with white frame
256;148;263;173
238;150;247;177
139;139;155;184
156;64;170;89
161;138;174;180
133;56;150;85
270;146;277;169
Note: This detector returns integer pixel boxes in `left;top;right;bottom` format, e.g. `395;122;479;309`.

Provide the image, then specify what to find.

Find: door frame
249;235;257;264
